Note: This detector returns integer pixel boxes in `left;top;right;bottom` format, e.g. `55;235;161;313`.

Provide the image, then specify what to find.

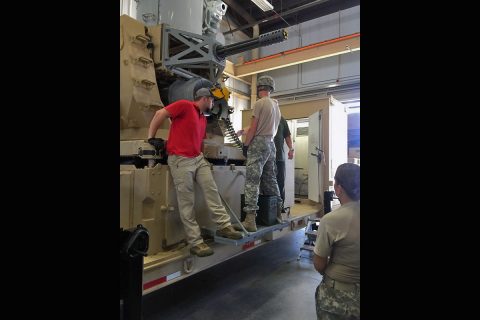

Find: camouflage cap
194;88;214;100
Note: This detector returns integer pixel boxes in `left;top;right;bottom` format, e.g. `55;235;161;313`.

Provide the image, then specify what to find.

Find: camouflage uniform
315;276;360;320
243;135;280;212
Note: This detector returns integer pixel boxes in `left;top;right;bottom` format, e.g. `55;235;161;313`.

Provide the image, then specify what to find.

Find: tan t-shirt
252;97;281;137
314;201;360;283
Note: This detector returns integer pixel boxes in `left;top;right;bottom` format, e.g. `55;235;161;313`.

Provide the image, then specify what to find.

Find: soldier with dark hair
147;87;243;257
313;163;360;320
273;116;294;215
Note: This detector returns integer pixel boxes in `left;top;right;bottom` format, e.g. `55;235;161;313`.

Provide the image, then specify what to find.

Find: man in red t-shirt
147;88;243;257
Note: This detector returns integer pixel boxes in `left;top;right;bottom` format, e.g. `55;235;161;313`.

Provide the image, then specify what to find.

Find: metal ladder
298;217;320;260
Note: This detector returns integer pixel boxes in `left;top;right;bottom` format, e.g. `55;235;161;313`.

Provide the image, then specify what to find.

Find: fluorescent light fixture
251;0;274;12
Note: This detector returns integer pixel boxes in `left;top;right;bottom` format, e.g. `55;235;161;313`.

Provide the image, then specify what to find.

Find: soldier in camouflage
313;163;360;319
237;75;282;232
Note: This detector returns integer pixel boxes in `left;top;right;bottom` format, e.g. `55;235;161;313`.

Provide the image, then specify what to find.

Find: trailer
119;1;347;301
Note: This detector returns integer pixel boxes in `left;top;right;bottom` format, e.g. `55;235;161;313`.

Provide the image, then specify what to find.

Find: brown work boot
190;242;214;257
216;225;243;239
233;213;257;232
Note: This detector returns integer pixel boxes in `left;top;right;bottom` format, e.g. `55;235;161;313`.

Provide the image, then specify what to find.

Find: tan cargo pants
168;153;231;246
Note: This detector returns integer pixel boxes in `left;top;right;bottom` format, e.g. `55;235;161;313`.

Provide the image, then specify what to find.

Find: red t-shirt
165;100;207;158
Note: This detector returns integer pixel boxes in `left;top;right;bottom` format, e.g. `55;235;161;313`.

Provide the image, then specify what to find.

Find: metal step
211;221;290;245
300;244;315;252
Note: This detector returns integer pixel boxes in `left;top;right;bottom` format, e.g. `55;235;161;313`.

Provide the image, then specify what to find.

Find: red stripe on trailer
242;241;254;250
143;276;166;290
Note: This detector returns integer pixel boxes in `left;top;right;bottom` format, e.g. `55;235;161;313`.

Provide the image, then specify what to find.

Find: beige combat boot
216;225;243;239
233;212;257;232
190;242;214;257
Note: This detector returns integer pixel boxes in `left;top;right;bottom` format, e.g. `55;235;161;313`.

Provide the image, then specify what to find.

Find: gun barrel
215;29;288;59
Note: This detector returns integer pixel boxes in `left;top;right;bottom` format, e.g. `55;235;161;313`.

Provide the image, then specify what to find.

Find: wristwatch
289;148;294;152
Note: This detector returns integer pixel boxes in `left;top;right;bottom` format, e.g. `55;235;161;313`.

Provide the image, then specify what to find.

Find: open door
308;111;323;203
329;99;348;183
283;119;295;209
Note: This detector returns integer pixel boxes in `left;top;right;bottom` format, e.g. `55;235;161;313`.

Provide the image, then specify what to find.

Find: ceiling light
251;0;274;12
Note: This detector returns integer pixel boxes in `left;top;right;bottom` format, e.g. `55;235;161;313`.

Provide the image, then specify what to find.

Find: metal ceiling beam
223;0;257;24
223;0;330;35
260;0;360;33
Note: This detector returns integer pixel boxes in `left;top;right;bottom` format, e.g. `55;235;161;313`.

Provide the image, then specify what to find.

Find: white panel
300;56;339;86
308;111;323;203
300;12;339;47
340;5;360;36
262;65;299;92
135;0;159;25
158;0;203;34
136;0;203;32
339;51;360;79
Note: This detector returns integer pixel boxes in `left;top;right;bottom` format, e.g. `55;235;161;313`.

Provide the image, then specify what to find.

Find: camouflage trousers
243;136;280;213
315;276;360;320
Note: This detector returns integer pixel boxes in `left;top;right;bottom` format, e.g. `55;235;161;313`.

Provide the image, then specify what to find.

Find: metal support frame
162;26;225;82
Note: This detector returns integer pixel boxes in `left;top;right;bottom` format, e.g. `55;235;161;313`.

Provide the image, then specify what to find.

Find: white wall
223;78;250;143
294;134;309;195
259;5;360;95
120;0;137;18
292;119;309;196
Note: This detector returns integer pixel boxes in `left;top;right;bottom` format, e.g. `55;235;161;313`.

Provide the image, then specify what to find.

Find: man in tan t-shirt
313;163;360;319
236;75;281;232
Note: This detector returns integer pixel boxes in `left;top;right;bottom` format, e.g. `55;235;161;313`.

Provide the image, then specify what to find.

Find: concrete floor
142;229;322;320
